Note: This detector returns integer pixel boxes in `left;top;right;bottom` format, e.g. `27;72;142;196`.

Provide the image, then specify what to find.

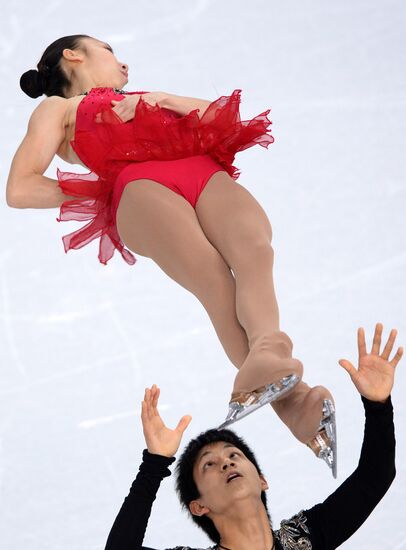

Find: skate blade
218;374;300;430
314;399;337;479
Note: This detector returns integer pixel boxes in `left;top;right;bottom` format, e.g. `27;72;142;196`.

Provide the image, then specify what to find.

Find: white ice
0;1;405;549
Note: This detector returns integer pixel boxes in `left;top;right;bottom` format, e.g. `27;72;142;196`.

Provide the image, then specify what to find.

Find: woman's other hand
111;92;166;122
339;323;403;402
141;384;192;457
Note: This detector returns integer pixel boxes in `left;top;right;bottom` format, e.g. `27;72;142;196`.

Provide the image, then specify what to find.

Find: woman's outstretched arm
159;93;211;118
110;92;212;122
6;96;78;208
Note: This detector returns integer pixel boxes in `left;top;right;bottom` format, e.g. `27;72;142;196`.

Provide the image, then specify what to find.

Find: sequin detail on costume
80;87;127;96
162;513;312;550
274;511;312;549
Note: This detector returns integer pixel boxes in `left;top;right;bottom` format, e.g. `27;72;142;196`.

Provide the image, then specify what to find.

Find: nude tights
116;172;327;442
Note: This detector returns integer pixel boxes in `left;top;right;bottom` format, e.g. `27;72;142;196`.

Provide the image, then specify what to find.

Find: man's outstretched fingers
381;329;397;360
371;323;383;355
146;388;153;419
152;386;160;416
339;358;357;378
358;327;367;357
390;346;404;368
176;415;192;435
142;399;151;426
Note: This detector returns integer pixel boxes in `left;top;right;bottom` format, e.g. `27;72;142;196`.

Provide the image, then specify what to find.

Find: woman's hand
339;323;403;402
141;384;192;457
111;92;167;122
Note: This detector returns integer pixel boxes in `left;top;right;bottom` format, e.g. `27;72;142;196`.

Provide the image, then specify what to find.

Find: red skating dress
57;88;274;265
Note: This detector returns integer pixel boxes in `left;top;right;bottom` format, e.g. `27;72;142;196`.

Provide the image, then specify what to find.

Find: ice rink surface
1;1;405;548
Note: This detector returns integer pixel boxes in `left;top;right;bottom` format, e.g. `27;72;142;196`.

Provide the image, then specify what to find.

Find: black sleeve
105;449;176;550
304;395;396;550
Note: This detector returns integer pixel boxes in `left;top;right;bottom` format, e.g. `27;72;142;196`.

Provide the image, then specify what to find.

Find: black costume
105;396;396;550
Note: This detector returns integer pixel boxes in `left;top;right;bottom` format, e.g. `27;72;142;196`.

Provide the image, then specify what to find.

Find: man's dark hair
20;34;91;99
175;428;271;543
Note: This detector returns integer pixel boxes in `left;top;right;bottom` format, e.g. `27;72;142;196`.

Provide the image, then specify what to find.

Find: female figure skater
7;35;335;472
105;323;403;550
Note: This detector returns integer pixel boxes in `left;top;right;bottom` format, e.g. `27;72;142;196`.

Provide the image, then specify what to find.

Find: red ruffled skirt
57;89;274;265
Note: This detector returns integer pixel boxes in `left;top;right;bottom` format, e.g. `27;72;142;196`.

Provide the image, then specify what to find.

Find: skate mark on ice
78;403;170;429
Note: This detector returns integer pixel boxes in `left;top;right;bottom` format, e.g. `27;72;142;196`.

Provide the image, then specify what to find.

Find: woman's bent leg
195;172;303;394
195;172;335;454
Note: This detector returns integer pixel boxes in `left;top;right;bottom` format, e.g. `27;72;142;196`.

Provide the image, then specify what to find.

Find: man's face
190;441;269;518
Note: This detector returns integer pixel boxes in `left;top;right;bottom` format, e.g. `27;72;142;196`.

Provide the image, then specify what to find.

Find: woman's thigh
194;171;274;269
116;178;233;297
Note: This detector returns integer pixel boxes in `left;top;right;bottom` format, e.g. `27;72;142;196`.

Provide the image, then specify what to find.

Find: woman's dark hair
20;34;91;99
175;428;271;544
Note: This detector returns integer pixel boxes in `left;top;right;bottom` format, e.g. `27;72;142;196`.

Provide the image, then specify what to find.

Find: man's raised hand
339;323;403;402
141;384;192;457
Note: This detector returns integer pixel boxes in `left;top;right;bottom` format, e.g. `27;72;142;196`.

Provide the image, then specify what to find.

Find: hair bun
20;69;45;98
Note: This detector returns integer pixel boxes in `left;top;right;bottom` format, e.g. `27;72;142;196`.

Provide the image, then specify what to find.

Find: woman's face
190;441;269;518
66;37;129;89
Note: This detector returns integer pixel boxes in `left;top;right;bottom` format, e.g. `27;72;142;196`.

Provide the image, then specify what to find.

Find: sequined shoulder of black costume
273;510;312;549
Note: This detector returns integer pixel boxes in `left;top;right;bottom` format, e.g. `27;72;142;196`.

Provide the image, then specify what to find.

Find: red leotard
57;88;274;265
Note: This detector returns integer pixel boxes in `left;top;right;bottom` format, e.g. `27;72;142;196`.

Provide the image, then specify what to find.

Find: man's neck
214;501;274;550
